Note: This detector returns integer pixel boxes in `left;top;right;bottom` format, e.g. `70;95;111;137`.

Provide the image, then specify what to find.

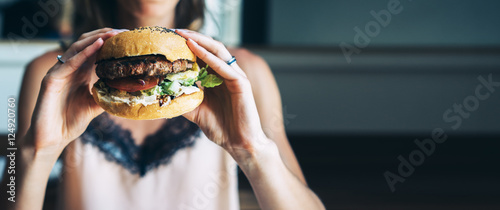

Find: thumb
86;89;104;119
182;107;200;124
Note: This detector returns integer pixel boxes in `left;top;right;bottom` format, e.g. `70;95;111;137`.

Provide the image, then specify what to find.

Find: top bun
96;26;196;62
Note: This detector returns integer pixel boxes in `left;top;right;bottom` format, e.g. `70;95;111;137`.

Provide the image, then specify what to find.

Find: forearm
234;138;325;210
15;129;62;210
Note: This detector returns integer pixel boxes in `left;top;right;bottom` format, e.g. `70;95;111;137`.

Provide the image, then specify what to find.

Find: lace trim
80;113;201;176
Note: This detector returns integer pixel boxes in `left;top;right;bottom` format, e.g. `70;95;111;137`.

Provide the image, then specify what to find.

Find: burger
92;26;222;120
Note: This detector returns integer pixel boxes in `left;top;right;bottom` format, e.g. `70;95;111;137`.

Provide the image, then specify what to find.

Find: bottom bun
91;86;204;120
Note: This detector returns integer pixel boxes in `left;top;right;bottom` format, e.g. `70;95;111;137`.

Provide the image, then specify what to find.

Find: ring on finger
57;55;65;64
226;56;236;65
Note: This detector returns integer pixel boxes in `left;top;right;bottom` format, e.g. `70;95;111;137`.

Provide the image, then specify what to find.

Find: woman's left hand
176;30;270;161
177;30;327;210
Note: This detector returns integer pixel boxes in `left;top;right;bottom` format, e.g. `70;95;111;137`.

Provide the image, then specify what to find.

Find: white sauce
98;86;200;106
180;86;200;95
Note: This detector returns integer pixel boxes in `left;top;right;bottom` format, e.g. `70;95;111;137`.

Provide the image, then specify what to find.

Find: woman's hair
71;0;205;38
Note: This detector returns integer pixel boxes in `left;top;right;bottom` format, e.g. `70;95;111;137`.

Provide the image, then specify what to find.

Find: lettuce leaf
197;65;223;88
95;80;109;93
200;74;223;88
179;78;197;86
198;66;208;80
140;85;162;96
159;80;176;95
154;65;223;96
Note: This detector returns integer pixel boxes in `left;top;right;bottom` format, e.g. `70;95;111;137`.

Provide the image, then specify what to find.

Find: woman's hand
176;30;271;161
27;28;124;154
177;30;327;210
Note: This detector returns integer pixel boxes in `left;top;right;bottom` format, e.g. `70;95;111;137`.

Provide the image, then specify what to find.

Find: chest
61;137;239;210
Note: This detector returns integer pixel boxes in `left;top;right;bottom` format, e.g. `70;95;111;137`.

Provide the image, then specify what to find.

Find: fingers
87;91;104;118
66;38;104;71
186;38;242;81
49;38;104;79
77;28;128;41
53;28;125;80
177;29;248;80
61;31;120;61
176;29;233;62
78;28;113;41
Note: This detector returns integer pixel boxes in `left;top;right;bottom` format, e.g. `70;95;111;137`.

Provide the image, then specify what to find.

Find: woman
14;0;325;209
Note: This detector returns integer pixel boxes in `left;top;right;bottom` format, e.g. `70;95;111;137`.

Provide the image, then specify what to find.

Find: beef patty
96;55;193;80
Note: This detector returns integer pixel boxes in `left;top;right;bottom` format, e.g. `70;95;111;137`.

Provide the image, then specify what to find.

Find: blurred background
1;0;500;209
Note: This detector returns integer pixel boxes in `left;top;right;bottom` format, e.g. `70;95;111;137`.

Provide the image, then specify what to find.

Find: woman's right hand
26;28;123;155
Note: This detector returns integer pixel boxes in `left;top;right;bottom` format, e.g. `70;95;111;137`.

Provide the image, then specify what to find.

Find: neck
116;5;176;29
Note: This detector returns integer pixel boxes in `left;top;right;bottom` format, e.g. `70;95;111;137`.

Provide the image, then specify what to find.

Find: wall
269;0;500;46
0;41;59;134
251;48;500;135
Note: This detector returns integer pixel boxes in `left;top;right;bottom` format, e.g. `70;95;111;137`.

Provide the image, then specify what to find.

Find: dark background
243;0;500;209
2;0;500;209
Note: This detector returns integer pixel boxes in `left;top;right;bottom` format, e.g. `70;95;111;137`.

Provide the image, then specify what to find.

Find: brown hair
71;0;205;38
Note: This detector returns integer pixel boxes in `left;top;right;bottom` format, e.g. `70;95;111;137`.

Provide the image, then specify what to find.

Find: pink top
57;115;239;210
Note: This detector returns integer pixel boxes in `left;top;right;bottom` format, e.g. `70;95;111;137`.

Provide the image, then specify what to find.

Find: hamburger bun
92;26;205;120
96;26;196;62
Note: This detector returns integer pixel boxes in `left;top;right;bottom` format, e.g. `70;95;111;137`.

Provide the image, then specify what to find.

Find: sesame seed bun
96;26;196;62
92;26;203;120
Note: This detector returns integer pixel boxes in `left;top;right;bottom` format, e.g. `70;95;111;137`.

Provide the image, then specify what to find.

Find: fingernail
188;38;197;45
106;29;128;33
